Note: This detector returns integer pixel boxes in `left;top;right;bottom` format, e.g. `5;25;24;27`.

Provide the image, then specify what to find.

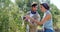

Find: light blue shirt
43;10;54;30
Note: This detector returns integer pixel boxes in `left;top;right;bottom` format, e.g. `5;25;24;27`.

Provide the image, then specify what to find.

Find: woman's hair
40;3;50;10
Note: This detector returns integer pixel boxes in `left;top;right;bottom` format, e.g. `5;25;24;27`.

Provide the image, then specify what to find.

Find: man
24;2;40;32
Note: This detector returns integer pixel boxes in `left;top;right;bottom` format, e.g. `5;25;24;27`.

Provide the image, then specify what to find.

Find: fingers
25;15;30;19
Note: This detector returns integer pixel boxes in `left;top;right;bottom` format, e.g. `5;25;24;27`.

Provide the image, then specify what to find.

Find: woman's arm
27;14;51;25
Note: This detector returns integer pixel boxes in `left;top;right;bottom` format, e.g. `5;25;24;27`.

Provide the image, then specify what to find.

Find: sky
11;0;15;3
50;0;60;9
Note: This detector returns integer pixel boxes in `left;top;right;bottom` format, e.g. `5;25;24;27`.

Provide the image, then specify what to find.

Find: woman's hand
25;15;31;19
23;15;30;21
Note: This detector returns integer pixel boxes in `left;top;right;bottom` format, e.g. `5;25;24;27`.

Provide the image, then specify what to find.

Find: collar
31;11;36;14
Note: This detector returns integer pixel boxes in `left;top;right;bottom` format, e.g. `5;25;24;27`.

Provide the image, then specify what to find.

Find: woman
26;3;54;32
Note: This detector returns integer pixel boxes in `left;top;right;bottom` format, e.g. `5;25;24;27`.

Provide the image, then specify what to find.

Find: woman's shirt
42;10;54;30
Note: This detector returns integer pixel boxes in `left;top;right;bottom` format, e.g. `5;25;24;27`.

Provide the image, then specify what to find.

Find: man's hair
32;4;37;7
31;2;37;7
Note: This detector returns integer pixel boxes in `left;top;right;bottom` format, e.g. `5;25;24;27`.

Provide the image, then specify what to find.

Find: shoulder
36;11;40;16
44;10;52;18
46;10;51;15
26;11;31;15
36;11;40;18
45;10;52;18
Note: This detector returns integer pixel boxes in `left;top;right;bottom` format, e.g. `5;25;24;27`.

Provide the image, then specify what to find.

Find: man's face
32;6;38;11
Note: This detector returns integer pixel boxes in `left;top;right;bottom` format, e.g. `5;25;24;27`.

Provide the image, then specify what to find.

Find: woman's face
40;5;46;13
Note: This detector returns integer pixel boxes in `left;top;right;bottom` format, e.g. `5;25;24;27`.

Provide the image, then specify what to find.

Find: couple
24;2;54;32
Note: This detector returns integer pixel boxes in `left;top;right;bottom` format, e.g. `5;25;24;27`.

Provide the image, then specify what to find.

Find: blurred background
0;0;60;32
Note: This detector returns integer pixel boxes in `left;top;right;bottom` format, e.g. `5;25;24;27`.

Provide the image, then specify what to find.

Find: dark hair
40;3;50;10
32;4;37;7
